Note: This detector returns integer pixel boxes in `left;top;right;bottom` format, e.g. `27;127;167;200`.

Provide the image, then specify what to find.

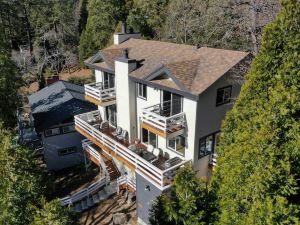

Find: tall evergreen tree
78;0;126;64
149;166;214;225
0;38;23;128
127;0;169;38
31;199;78;225
0;124;48;224
212;0;300;224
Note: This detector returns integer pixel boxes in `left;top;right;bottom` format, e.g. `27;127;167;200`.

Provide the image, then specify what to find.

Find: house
27;80;97;171
75;25;249;225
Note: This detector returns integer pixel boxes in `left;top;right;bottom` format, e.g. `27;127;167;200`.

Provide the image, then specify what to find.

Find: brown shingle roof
88;39;248;96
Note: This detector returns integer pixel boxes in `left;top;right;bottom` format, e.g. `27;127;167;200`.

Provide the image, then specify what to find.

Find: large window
44;127;61;137
62;125;75;134
103;72;115;89
105;105;117;127
167;135;185;155
198;132;220;158
137;83;147;99
216;86;232;106
141;128;157;148
58;146;77;156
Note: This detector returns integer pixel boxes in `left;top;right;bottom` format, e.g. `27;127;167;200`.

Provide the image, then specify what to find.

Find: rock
112;213;128;225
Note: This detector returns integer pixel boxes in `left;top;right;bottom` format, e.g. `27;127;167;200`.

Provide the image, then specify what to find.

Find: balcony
141;104;185;138
84;82;116;106
75;110;190;190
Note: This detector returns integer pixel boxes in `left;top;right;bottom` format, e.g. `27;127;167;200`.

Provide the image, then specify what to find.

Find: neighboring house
74;25;249;225
27;81;97;171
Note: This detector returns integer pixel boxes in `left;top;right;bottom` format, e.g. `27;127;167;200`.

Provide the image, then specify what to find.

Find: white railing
82;139;110;180
75;110;190;190
117;175;136;190
141;104;185;133
84;82;116;102
60;177;106;206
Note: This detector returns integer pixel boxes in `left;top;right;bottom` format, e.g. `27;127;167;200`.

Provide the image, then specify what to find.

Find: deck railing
141;104;185;134
75;110;189;190
60;177;106;206
117;175;136;190
84;82;116;102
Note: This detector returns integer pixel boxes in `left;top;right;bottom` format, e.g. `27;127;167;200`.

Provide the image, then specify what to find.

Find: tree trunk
22;0;33;54
250;0;259;54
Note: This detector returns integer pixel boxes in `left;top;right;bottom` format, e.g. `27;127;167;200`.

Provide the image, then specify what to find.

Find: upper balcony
74;110;190;191
84;82;116;107
141;103;186;138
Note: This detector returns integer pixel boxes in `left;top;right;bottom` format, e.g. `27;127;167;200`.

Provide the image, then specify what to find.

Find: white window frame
167;135;185;156
141;128;157;148
44;127;61;137
137;83;147;100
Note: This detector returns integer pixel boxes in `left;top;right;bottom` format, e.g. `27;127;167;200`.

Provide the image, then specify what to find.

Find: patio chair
153;148;160;157
117;130;128;142
147;145;154;153
100;121;109;132
151;148;161;163
112;126;122;137
87;113;96;123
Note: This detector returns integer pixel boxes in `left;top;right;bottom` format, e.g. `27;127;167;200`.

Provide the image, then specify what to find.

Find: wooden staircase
101;152;120;181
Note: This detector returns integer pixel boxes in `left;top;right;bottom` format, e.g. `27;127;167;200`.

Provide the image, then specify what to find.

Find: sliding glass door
105;105;117;127
103;72;115;89
161;90;182;116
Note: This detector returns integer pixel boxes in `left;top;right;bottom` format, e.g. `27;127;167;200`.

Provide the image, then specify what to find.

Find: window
58;146;77;156
44;127;61;137
62;125;75;134
141;128;157;148
167;135;185;155
198;132;220;158
137;83;147;99
216;86;232;106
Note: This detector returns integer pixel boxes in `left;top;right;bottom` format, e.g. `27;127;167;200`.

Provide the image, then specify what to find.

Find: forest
0;0;299;225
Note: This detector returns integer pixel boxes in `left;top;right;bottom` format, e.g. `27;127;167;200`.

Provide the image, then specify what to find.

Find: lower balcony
75;110;190;190
141;104;185;138
84;82;116;106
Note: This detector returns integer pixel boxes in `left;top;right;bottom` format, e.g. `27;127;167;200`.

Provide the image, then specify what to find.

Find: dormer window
216;86;232;106
137;83;147;99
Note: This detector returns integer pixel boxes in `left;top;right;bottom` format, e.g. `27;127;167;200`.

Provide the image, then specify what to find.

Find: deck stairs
69;180;119;213
100;152;121;181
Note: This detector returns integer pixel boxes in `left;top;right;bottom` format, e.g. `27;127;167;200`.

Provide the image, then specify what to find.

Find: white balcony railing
60;176;106;206
141;104;185;135
75;110;190;191
84;82;116;103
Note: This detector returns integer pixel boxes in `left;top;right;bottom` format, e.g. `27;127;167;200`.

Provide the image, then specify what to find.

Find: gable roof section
86;39;249;96
28;80;85;113
28;81;96;131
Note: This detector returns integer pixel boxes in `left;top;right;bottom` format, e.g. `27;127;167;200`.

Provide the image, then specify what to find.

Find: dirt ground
79;192;137;225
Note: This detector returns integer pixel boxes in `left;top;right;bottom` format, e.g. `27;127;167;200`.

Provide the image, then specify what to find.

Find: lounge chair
112;126;122;137
100;121;109;132
147;145;154;153
117;130;128;142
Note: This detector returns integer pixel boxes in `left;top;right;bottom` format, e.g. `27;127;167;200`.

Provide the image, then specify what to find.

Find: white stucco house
74;25;249;224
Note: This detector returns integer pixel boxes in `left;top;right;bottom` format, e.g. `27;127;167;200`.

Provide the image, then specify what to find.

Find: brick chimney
46;75;60;86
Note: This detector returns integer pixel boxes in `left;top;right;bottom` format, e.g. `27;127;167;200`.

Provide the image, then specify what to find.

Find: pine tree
212;0;300;224
149;165;214;225
0;44;23;128
0;124;48;224
31;199;78;225
78;0;126;64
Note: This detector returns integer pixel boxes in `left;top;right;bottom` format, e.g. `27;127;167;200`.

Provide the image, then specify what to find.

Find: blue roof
28;80;85;113
28;81;96;131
